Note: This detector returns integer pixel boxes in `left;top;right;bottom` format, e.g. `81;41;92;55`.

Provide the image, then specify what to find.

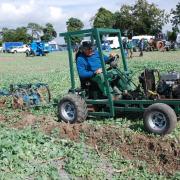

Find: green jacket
127;41;132;49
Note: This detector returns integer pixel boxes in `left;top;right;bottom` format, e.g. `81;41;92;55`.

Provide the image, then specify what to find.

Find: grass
0;50;180;179
0;50;180;138
0;124;174;179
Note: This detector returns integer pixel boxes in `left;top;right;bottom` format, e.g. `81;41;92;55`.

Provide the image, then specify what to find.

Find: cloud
48;6;66;22
0;1;34;23
0;0;66;27
0;0;179;43
3;1;33;15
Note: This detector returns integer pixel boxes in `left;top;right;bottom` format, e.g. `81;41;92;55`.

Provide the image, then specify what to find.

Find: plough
0;83;51;109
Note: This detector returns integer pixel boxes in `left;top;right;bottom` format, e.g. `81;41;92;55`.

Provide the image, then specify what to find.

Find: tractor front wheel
143;103;177;135
58;93;88;123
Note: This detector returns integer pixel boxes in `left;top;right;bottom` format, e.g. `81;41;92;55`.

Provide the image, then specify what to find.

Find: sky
0;0;179;43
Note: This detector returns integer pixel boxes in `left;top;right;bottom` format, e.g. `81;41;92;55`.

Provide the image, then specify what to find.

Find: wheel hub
148;111;167;131
61;101;75;122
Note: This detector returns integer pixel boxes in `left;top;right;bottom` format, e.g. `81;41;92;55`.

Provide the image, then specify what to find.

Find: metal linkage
0;83;51;109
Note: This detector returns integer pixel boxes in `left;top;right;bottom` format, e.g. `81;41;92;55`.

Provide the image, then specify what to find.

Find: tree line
67;0;180;44
0;23;57;45
0;0;180;45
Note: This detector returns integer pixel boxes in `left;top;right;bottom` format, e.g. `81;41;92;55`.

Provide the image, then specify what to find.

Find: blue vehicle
44;43;51;53
102;40;111;52
3;42;23;52
26;41;47;56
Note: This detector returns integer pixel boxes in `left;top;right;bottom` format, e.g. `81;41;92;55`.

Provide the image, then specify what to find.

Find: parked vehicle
0;46;3;52
176;33;180;48
48;40;59;51
104;36;126;49
8;45;30;53
44;43;51;53
2;42;23;52
131;35;154;52
58;44;67;51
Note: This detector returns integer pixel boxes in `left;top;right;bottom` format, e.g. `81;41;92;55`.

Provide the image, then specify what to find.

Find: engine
139;69;180;99
157;71;180;99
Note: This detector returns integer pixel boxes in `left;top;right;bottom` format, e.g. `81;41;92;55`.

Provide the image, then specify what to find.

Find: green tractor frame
58;28;180;135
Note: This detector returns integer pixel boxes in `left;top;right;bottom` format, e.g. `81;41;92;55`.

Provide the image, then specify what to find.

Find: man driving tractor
76;41;132;98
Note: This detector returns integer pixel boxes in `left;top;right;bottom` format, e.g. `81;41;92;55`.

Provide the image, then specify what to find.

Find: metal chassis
60;28;180;118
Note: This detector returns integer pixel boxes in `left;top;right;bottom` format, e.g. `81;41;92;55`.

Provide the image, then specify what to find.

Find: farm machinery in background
58;28;180;135
26;41;50;57
131;33;177;52
148;39;176;52
0;83;51;109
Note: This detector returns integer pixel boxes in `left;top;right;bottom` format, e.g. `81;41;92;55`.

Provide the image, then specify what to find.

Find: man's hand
95;68;102;74
109;53;115;58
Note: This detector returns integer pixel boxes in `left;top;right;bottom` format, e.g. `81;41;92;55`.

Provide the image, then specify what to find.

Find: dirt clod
0;114;6;122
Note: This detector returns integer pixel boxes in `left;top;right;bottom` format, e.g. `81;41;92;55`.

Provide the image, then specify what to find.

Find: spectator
122;38;128;57
127;40;133;58
138;38;144;57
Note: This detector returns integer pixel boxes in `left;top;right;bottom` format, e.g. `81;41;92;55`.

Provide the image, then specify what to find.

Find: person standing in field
122;38;128;57
139;38;145;57
127;40;133;58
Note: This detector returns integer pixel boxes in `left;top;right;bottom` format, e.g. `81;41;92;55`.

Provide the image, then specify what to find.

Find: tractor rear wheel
143;103;177;135
58;93;88;123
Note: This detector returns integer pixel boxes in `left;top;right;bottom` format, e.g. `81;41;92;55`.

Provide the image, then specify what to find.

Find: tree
27;22;42;40
171;2;180;32
1;27;31;43
0;31;3;46
114;0;169;36
41;23;57;42
167;30;177;41
2;28;16;42
66;17;84;45
113;5;135;37
91;7;114;28
14;27;31;43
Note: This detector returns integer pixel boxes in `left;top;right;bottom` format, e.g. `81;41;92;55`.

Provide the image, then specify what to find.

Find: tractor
26;41;46;57
58;28;180;135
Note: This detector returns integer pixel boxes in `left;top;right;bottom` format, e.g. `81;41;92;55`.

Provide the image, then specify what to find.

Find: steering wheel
107;54;119;71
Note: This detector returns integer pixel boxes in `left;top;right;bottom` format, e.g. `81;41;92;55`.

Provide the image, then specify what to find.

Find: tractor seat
80;78;99;90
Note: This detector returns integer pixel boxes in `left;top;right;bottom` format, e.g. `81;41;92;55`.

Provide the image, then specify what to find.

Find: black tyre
26;51;30;57
25;50;29;54
58;93;88;123
143;103;177;135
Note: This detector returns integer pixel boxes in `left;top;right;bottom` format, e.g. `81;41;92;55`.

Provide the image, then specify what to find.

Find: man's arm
76;57;94;79
103;53;116;64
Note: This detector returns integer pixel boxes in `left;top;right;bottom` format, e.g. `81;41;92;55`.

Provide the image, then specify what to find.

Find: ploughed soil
0;57;15;61
0;112;179;176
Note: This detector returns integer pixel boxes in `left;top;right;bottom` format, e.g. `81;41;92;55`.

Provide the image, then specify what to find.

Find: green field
0;51;180;179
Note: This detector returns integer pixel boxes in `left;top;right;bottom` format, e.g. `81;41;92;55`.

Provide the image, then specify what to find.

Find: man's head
81;41;93;56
